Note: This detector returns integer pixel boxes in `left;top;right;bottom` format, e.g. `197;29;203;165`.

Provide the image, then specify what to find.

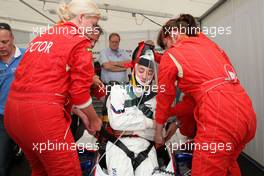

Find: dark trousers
70;114;85;142
0;115;14;176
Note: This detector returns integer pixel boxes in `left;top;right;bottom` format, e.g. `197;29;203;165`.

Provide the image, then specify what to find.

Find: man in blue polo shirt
99;33;131;84
0;23;25;175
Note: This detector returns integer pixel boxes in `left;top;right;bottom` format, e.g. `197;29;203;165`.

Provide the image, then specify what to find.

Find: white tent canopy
0;0;218;32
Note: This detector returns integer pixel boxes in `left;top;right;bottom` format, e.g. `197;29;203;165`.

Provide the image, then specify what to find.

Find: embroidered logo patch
86;47;92;52
224;64;238;82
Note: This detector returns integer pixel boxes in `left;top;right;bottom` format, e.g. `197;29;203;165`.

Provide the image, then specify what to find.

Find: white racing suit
105;84;158;176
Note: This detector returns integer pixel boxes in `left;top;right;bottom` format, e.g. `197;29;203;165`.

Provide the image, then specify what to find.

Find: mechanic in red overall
154;32;197;140
154;14;256;176
4;1;102;175
165;94;196;139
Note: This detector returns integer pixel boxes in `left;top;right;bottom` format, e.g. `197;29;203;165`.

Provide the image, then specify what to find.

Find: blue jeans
0;114;14;176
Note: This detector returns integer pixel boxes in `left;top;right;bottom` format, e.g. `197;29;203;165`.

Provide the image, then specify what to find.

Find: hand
88;116;102;135
93;75;104;88
154;123;164;148
154;132;164;149
72;106;102;135
165;122;178;142
72;107;90;131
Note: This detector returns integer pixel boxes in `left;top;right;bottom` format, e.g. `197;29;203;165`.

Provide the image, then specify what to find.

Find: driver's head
133;50;155;87
131;41;157;87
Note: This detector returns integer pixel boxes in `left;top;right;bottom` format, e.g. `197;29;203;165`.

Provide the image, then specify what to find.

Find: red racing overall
156;33;256;176
4;22;94;176
169;94;196;138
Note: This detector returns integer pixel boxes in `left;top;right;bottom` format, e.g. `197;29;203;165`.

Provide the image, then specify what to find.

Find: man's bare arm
102;60;130;72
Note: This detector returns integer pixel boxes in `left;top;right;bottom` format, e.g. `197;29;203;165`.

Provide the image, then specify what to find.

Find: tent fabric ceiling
0;0;218;32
